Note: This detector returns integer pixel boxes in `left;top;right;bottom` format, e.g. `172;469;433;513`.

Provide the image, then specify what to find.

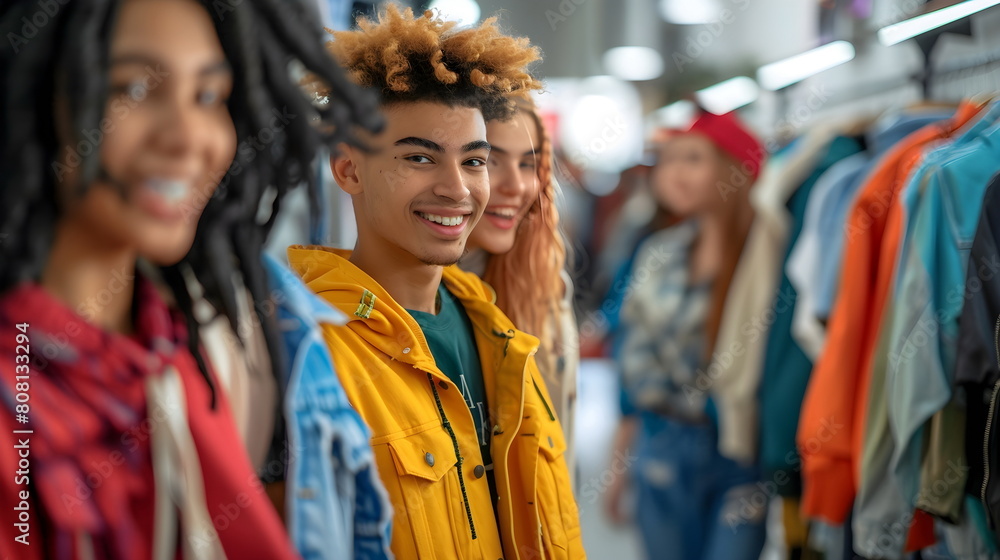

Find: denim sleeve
605;258;636;360
620;383;637;417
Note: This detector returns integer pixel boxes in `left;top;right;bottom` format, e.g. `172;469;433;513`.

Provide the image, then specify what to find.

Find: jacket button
425;452;435;467
474;465;485;478
439;381;449;390
402;347;411;354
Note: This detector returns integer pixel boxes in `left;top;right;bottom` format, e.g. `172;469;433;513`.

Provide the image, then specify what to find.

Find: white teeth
490;208;517;218
418;212;465;227
146;178;191;202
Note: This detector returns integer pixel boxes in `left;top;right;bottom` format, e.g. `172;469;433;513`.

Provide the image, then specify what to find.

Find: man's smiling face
339;100;491;267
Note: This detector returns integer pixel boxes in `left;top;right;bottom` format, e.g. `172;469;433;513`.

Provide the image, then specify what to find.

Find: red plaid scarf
0;277;192;559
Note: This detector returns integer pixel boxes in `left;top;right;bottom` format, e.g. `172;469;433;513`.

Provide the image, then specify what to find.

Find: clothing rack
913;17;973;98
928;46;1000;80
931;46;1000;80
789;11;1000;113
819;45;1000;110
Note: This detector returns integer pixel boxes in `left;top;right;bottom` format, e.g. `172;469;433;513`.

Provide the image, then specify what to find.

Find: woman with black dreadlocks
0;0;379;558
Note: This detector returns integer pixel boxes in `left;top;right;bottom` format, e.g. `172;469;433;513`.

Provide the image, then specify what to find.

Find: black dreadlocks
0;0;381;408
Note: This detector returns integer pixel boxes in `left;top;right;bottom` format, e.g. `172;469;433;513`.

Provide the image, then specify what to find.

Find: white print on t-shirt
459;374;488;446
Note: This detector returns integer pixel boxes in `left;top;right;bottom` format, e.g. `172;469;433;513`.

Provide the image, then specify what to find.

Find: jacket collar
288;245;440;366
286;245;535;367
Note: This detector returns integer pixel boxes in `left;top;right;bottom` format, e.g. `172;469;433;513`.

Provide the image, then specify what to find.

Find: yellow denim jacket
288;246;585;560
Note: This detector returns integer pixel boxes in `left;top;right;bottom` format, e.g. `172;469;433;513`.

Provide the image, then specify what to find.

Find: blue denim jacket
263;254;394;560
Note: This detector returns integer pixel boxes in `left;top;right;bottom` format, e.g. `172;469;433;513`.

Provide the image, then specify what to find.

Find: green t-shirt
407;284;496;504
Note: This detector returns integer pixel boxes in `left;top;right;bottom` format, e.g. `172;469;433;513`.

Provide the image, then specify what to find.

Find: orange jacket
288;246;585;560
797;102;984;524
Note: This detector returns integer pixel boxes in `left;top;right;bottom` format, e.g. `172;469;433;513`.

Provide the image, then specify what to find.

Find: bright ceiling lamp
695;76;759;114
659;0;721;24
757;41;855;91
652;100;697;128
603;46;665;81
557;75;644;178
877;0;1000;46
427;0;481;27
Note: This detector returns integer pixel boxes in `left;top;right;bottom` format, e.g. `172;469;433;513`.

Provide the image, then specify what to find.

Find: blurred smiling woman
0;0;377;558
462;98;579;460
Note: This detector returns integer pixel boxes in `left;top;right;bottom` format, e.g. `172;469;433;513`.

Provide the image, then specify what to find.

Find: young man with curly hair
287;6;585;560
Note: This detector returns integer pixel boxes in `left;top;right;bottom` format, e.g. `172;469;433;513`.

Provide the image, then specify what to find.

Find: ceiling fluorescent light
878;0;1000;46
652;100;697;128
659;0;721;24
695;76;760;114
603;46;665;81
757;41;855;91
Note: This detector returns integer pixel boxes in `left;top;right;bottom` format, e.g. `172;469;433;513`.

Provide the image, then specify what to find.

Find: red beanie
685;111;765;180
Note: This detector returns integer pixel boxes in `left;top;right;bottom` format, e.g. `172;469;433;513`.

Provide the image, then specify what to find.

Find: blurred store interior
265;1;1000;558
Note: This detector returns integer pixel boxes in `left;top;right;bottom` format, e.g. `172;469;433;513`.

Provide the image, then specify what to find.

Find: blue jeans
633;414;767;560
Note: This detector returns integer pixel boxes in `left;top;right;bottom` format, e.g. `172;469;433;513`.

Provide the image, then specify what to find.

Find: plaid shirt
619;221;712;423
0;277;296;560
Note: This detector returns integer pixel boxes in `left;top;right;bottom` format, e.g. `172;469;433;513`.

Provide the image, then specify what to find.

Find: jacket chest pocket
386;427;471;559
534;420;581;560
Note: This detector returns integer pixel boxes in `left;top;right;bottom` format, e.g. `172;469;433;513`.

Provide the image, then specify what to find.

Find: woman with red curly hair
462;98;578;464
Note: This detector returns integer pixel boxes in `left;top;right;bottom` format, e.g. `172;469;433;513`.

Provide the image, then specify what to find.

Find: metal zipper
426;373;477;540
981;314;1000;510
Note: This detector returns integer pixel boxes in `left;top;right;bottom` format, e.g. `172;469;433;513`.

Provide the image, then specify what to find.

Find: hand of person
603;466;630;525
603;416;638;525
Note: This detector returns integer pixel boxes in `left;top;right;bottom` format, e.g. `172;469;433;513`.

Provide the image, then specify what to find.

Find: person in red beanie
601;109;767;560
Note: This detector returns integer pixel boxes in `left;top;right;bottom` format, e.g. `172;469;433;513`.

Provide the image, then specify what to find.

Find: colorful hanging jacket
798;101;985;525
957;173;1000;545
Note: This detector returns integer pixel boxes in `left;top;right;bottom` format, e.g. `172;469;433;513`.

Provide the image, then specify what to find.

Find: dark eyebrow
394;137;443;152
109;54;161;68
109;54;231;77
491;145;537;157
394;137;490;153
197;61;232;77
462;140;492;153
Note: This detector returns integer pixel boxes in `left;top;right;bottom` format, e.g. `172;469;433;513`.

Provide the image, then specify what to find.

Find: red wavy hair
481;98;567;357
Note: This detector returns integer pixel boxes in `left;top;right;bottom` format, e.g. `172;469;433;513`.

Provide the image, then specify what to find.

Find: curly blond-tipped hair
320;5;542;121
